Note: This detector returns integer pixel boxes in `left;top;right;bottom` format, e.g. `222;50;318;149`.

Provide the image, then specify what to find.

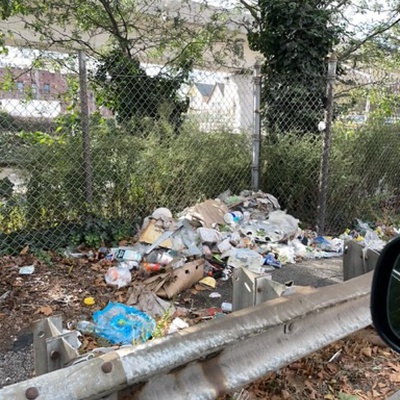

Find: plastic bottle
142;262;164;272
145;250;177;265
115;249;142;263
223;211;243;225
76;320;96;334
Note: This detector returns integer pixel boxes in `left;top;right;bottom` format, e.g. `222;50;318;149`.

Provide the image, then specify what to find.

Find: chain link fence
1;46;399;253
0;48;254;252
260;64;400;235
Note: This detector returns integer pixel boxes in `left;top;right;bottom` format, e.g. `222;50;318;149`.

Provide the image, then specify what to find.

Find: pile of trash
70;190;399;346
101;190;348;286
67;191;334;345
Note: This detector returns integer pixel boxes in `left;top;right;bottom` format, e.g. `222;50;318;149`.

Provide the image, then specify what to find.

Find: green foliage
0;116;251;252
338;393;359;400
245;0;346;134
0;177;13;199
260;121;400;233
261;133;322;226
92;49;189;129
248;0;344;77
0;112;55;134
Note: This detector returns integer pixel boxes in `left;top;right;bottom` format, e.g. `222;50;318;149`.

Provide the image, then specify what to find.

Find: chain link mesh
0;49;253;252
260;68;400;234
259;74;325;232
1;47;399;252
327;68;400;233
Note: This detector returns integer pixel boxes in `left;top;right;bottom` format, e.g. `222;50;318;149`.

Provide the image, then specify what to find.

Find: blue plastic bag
93;302;156;345
263;253;282;269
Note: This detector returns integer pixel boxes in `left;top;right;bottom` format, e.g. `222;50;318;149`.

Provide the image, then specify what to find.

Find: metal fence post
252;60;262;192
317;53;337;235
78;50;93;211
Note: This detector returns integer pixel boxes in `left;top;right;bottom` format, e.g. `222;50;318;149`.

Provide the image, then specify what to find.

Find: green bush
2;111;399;251
260;133;322;228
260;122;400;233
0;115;251;250
328;121;400;230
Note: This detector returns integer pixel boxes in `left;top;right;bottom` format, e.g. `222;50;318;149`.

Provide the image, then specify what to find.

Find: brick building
0;67;100;118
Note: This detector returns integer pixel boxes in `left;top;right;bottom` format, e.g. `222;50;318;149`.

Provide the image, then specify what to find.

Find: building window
43;83;50;94
17;82;24;92
233;39;245;59
31;83;37;98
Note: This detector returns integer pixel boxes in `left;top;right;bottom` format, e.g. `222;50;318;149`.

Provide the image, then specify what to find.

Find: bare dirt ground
1;252;400;399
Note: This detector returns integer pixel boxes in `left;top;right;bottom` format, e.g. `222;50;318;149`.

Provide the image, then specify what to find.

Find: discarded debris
199;276;217;289
126;283;175;319
179;199;228;228
167;317;189;334
146;259;205;299
92;302;155;345
221;302;232;313
105;266;132;288
18;265;35;275
83;297;95;306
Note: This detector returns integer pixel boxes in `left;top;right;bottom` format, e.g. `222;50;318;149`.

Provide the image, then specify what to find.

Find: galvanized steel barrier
0;271;373;400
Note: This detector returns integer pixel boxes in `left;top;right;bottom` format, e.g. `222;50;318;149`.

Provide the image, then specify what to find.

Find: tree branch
339;14;400;61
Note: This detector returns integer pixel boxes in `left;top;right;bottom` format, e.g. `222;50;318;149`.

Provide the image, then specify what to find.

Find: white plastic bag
105;267;132;288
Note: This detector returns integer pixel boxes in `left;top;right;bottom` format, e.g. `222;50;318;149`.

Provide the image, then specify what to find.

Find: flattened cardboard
187;199;228;228
139;219;173;249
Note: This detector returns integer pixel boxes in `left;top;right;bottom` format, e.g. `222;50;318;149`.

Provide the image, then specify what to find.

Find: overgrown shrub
260;122;400;233
260;133;322;228
0;115;251;250
1;112;399;251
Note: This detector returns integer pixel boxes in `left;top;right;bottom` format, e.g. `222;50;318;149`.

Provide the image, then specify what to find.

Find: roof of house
195;83;215;98
195;82;225;98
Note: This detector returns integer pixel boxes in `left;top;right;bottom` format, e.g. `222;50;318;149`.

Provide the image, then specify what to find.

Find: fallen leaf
304;380;314;391
20;245;29;255
389;373;400;383
361;347;372;357
281;389;290;399
35;305;53;316
326;362;339;373
95;276;106;286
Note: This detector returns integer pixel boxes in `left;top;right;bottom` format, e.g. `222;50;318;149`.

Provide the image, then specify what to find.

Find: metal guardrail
0;271;373;400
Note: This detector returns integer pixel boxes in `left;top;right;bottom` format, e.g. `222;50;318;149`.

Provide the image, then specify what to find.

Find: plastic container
223;211;243;224
77;320;96;334
115;249;142;263
145;249;178;265
221;302;233;312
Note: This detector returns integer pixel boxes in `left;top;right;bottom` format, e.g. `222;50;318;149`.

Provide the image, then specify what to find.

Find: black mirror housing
371;235;400;352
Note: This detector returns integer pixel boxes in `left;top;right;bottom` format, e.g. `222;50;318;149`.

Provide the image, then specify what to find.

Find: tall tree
239;0;347;135
2;0;244;130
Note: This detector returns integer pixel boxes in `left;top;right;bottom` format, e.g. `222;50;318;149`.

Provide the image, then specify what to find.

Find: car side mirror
371;235;400;352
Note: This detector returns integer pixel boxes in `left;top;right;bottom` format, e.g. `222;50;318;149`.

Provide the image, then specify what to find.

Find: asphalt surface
0;256;344;390
0;331;34;389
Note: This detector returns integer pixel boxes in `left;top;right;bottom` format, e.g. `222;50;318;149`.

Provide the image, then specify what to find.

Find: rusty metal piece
25;387;39;399
101;361;113;373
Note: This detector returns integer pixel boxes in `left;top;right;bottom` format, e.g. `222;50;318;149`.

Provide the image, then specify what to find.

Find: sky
0;0;394;77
